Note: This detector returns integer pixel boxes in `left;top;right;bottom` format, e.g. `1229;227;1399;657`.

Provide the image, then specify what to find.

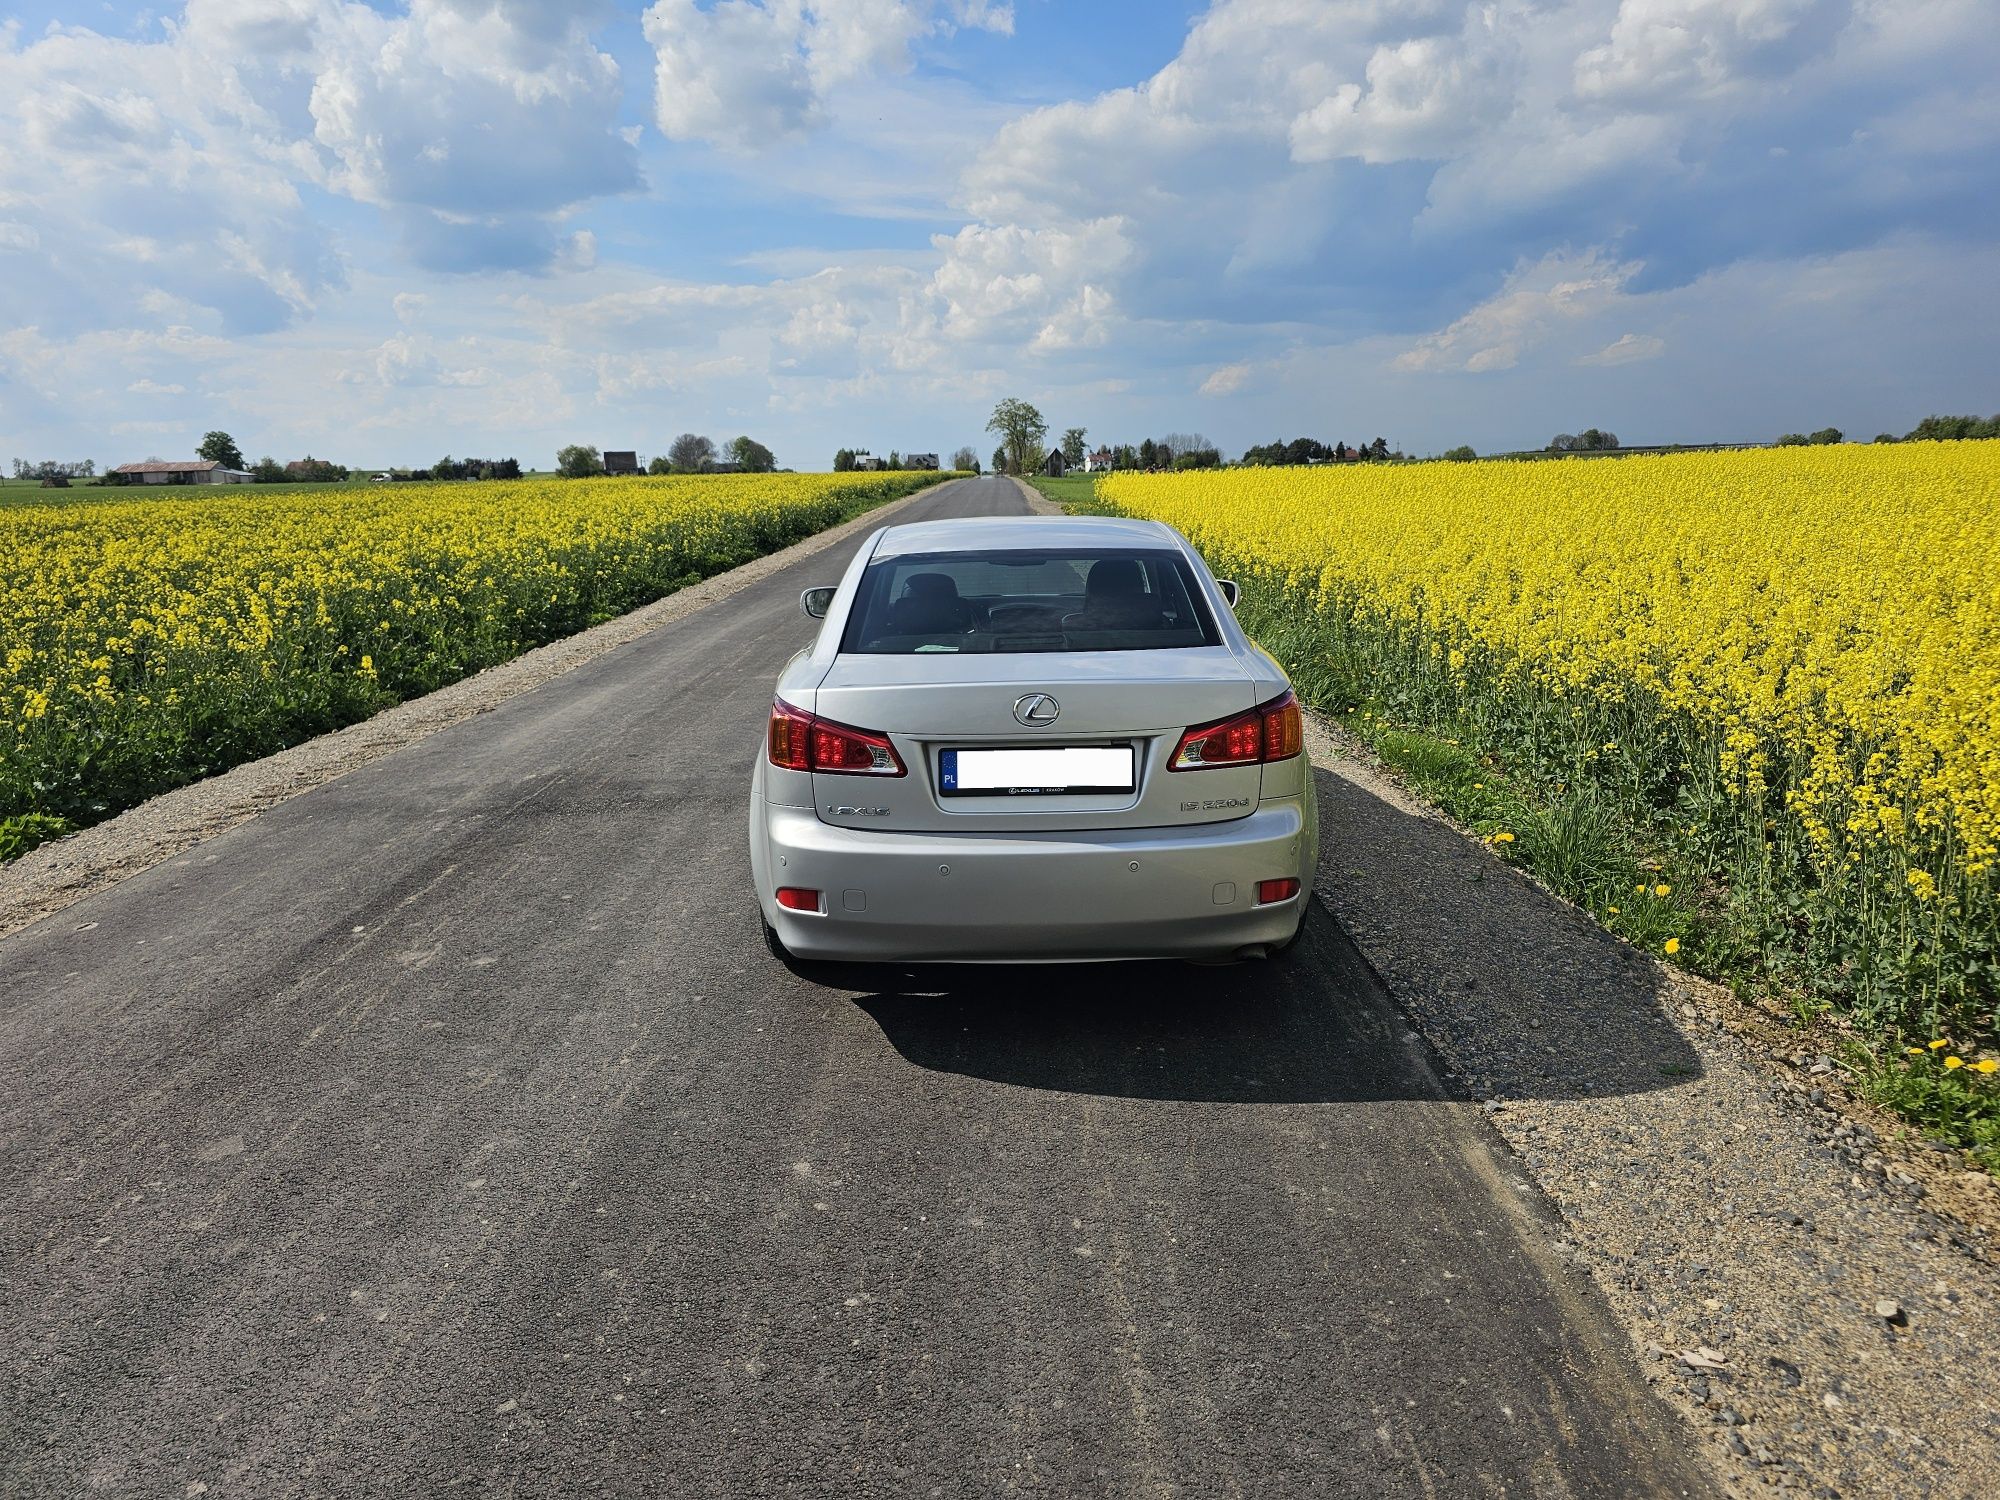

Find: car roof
869;514;1184;559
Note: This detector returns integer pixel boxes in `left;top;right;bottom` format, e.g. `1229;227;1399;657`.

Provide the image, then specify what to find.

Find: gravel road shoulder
0;482;955;942
1303;713;2000;1499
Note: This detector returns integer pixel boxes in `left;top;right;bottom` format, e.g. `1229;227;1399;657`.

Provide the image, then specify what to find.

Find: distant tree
1113;444;1139;469
1061;427;1087;466
991;444;1008;474
556;444;603;478
668;433;716;473
1904;413;2000;441
1575;428;1619;451
1808;427;1843;445
251;455;285;483
1873;433;1899;444
726;435;776;472
433;454;467;481
494;457;522;480
1368;437;1390;460
286;456;349;483
1172;448;1221;470
1774;433;1810;447
1547;433;1578;453
198;431;245;470
1443;445;1478;462
886;450;902;471
1161;433;1212;463
986;397;1048;476
1137;438;1158;468
950;446;979;473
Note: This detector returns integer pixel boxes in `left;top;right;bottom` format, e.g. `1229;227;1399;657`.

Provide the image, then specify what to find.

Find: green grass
1027;475;1100;508
0;813;74;862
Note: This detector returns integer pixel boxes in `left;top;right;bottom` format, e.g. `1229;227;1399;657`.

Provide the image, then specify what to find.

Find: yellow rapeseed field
0;471;942;854
1099;442;2000;1034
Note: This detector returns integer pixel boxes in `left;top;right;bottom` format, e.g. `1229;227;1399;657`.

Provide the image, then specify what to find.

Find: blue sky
1;0;1995;469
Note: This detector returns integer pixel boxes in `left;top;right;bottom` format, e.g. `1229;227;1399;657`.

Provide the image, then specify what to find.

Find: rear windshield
840;548;1221;655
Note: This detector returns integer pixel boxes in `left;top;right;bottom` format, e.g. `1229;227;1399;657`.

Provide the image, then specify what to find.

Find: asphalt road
0;476;1708;1497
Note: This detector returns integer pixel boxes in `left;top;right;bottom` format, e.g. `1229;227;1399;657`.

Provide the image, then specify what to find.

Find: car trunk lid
805;648;1262;833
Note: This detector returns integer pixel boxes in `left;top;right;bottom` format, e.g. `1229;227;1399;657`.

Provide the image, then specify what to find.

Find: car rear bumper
751;795;1314;962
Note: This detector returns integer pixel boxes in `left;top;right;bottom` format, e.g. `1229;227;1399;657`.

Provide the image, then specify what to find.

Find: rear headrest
902;572;960;601
1085;558;1146;600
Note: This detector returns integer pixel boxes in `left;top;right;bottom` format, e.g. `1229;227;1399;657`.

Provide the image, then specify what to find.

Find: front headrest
902;572;960;601
1085;559;1146;599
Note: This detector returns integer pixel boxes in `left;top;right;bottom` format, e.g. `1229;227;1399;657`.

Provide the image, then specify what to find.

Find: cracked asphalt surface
0;477;1712;1497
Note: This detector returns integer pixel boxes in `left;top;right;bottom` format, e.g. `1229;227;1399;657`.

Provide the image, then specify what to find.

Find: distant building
1083;447;1114;473
603;450;638;475
853;453;886;471
1043;448;1067;477
111;460;247;485
903;452;940;471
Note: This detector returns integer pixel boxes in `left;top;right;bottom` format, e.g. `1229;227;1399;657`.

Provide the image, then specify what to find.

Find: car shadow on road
848;905;1446;1104
846;766;1706;1106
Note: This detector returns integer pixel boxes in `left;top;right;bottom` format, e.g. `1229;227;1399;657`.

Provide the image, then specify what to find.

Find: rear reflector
1170;690;1305;771
1256;878;1301;905
776;887;822;912
768;699;906;777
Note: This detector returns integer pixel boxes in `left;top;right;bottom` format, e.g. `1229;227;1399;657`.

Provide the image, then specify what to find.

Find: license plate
939;746;1135;796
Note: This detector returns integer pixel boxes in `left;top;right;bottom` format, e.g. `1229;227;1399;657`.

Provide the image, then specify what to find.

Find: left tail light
1170;690;1304;771
768;699;906;777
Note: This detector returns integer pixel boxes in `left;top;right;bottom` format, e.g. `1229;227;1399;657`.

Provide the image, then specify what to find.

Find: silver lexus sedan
748;514;1317;965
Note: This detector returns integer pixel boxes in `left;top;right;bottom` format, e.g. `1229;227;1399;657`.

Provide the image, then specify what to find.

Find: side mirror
1216;579;1241;608
800;586;837;619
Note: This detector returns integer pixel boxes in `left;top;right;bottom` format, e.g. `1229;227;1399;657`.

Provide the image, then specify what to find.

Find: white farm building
111;460;251;485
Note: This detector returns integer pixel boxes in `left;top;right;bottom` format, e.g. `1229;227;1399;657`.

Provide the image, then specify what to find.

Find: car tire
761;914;788;961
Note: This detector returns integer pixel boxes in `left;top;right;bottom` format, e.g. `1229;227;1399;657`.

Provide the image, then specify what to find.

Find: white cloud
1199;362;1252;396
0;0;639;343
922;218;1131;348
1394;248;1641;373
643;0;1014;151
1289;29;1512;165
1574;0;1849;107
128;378;190;395
1579;331;1666;365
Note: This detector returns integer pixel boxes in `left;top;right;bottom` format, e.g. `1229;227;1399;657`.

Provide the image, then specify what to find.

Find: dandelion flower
1608;906;1620;916
1664;938;1681;955
1929;1039;1951;1050
1945;1056;1964;1070
1654;883;1671;897
1492;831;1515;844
1977;1060;1998;1074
